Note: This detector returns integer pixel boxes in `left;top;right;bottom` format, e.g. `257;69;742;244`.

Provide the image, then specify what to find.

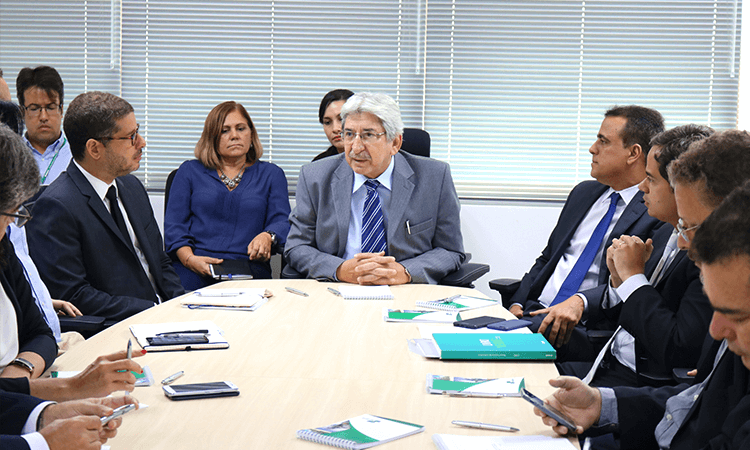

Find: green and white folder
383;308;462;323
296;414;424;449
426;374;525;397
409;333;556;360
416;294;499;311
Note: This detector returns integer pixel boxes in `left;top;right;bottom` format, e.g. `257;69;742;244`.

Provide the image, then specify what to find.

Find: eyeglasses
1;204;33;228
342;130;386;144
96;124;140;147
23;103;61;117
676;218;700;243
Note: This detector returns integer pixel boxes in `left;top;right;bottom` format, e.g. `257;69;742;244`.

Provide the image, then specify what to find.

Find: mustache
348;149;371;160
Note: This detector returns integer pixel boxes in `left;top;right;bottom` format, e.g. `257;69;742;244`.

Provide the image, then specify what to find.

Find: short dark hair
16;66;64;108
650;124;714;184
668;130;750;209
690;179;750;265
318;89;354;124
0;101;24;135
64;92;134;161
605;105;665;156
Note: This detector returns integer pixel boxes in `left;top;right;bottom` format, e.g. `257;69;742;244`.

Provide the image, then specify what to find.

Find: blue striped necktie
550;192;620;306
361;179;387;254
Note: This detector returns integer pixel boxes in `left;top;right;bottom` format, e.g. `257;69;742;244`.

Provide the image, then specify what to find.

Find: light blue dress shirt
24;132;72;185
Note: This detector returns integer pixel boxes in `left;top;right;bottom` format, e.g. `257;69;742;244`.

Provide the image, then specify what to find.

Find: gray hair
0;123;40;214
340;92;404;141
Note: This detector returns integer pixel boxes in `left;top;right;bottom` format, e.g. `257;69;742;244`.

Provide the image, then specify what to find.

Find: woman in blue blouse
164;101;291;290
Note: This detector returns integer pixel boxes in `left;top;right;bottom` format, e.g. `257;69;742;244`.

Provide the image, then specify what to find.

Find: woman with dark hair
164;101;291;290
313;89;354;161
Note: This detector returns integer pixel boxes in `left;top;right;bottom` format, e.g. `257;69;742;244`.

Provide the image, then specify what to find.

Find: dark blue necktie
361;180;387;254
550;192;620;306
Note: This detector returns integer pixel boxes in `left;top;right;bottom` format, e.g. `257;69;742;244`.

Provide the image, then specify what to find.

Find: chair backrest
401;128;430;158
164;168;178;214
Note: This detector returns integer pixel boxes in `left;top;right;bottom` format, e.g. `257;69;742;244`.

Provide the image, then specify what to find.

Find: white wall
150;193;563;298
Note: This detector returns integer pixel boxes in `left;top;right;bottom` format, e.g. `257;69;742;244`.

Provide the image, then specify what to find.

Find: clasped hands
607;235;653;288
336;252;411;285
180;231;274;277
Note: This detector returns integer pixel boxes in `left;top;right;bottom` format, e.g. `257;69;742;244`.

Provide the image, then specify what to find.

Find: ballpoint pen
447;392;509;398
161;371;185;385
327;287;342;297
451;420;519;432
285;287;309;297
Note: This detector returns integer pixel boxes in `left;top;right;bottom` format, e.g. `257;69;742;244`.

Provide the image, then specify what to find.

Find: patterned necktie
550;192;621;306
106;186;134;252
361;179;387;254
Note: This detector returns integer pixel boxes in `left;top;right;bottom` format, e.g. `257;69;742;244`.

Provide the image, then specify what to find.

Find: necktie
106;186;134;252
361;180;387;254
550;192;621;307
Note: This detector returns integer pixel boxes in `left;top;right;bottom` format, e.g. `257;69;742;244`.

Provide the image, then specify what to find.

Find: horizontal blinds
1;1;741;201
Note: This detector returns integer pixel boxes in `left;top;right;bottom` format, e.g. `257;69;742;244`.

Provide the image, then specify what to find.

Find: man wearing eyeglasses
16;66;72;186
26;91;184;323
285;92;465;284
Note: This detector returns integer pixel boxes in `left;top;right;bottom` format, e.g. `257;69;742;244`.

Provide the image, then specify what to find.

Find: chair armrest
638;370;679;388
488;278;521;308
672;368;696;385
59;315;107;339
441;263;490;288
281;264;302;279
586;329;615;353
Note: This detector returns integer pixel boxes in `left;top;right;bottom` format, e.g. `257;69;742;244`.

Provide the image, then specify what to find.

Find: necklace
219;168;244;189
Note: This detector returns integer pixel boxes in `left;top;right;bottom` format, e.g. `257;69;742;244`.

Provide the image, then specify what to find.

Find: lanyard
40;136;66;184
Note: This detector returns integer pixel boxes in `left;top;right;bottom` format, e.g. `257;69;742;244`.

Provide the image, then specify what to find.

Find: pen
285;287;309;297
406;220;411;235
451;420;519;432
327;287;342;297
161;371;185;385
448;392;509;398
126;338;132;361
157;330;209;336
196;292;242;297
226;274;253;280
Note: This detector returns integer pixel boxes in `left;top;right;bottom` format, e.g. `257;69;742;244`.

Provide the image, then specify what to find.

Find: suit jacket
614;350;750;449
1;391;46;450
0;237;57;372
27;161;185;322
601;224;713;383
510;180;661;322
285;152;465;284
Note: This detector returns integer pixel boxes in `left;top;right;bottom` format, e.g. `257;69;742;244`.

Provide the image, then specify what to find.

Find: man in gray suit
285;92;465;285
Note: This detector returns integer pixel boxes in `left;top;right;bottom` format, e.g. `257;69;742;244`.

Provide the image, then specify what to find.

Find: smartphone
146;334;209;346
453;316;505;329
100;403;136;425
521;388;577;432
163;381;240;401
487;319;533;331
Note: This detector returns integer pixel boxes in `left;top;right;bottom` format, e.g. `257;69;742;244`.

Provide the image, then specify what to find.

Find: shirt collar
352;155;395;193
73;159;116;202
605;183;640;206
23;131;66;157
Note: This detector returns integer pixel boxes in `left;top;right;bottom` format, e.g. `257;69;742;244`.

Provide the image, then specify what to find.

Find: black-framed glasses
1;204;32;228
22;103;62;117
342;130;386;144
676;217;700;243
96;124;140;147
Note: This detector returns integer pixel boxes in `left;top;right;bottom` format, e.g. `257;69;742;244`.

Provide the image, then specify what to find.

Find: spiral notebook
337;285;394;300
416;294;498;311
296;414;424;449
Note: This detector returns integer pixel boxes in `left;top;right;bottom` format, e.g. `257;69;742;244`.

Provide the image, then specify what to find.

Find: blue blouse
164;159;291;260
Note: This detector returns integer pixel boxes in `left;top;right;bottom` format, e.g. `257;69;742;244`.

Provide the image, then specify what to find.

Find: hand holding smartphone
521;388;577;433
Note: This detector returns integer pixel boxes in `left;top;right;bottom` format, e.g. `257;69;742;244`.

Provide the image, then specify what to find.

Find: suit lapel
387;153;415;247
332;159;354;256
597;190;649;283
117;178;156;268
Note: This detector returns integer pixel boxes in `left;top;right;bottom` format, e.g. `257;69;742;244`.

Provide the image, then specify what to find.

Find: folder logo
479;339;493;347
490;337;507;348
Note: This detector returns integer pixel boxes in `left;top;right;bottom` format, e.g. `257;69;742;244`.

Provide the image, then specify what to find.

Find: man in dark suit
1;391;134;450
534;131;750;450
285;92;465;285
558;125;715;388
26;92;184;323
509;106;665;355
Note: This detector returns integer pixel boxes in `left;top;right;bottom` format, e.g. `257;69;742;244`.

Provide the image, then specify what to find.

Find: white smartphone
521;388;577;432
100;403;136;425
162;381;240;401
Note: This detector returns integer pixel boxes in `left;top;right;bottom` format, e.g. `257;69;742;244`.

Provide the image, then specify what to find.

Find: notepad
383;308;461;323
426;374;525;397
337;285;394;300
416;294;498;311
129;320;228;352
432;434;577;450
180;288;268;311
296;414;424;449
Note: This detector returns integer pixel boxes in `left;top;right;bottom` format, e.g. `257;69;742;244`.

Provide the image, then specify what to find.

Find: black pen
157;330;209;336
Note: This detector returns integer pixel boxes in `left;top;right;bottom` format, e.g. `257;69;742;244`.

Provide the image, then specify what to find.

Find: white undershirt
0;278;20;373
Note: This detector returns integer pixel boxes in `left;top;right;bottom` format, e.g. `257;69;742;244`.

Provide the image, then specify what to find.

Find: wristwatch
10;357;34;375
264;231;278;246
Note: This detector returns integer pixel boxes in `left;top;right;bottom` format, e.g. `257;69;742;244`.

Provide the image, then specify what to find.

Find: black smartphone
453;316;506;329
163;381;240;401
146;334;209;346
487;319;533;331
521;388;577;432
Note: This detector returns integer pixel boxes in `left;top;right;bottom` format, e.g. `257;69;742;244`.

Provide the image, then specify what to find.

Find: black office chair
283;127;489;288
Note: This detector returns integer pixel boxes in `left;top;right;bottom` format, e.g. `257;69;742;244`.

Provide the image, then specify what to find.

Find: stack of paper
180;288;269;311
433;434;577;450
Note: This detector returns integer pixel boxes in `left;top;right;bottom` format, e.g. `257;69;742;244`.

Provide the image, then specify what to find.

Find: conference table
50;280;577;449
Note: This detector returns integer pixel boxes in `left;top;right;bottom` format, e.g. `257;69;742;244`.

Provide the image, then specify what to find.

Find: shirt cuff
604;283;623;308
23;401;55;434
614;274;649;302
598;387;619;427
22;432;51;450
575;293;589;315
